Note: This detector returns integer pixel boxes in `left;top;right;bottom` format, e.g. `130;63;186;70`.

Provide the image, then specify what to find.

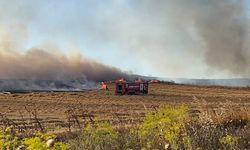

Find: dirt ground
0;83;249;132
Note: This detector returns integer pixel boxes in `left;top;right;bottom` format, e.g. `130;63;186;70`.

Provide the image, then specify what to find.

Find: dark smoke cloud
0;24;130;90
0;47;131;90
0;48;128;81
0;0;249;83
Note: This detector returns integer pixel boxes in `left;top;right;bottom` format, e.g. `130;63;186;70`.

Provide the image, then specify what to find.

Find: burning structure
115;78;148;95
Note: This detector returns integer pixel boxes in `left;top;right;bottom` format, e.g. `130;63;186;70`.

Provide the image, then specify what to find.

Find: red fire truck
115;79;148;95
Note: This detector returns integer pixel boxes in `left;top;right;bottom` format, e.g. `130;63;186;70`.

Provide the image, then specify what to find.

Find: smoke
76;0;250;77
186;0;249;75
0;48;128;81
0;25;130;91
136;0;250;76
134;0;250;76
0;47;130;90
0;47;131;90
0;0;249;87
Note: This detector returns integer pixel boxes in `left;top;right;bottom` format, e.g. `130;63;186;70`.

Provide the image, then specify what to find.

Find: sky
0;0;250;79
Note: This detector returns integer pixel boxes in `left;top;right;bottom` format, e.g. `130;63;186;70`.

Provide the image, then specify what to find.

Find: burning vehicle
115;78;148;95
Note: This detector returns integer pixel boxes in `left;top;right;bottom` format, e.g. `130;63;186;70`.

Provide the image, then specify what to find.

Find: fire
150;79;160;83
116;78;126;83
101;82;109;90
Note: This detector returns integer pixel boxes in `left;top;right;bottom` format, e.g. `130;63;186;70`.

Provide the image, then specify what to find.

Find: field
0;83;250;149
0;83;249;133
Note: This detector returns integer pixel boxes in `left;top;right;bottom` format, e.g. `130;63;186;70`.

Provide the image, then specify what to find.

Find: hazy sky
0;0;249;79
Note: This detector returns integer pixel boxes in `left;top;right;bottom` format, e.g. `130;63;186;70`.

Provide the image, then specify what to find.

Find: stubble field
0;83;249;133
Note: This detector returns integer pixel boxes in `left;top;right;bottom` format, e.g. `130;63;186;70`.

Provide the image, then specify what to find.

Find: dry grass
0;83;249;149
0;83;249;132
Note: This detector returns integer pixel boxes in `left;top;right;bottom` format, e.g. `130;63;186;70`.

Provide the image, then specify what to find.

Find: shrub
220;134;239;150
116;127;141;150
23;132;69;150
23;137;47;150
0;128;22;150
139;105;191;150
0;129;69;150
69;120;118;150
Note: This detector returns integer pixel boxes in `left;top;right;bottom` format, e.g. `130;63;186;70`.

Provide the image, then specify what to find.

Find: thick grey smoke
132;0;250;76
143;0;250;75
187;0;249;74
0;48;128;81
0;47;130;90
0;0;249;84
0;26;130;90
78;0;250;77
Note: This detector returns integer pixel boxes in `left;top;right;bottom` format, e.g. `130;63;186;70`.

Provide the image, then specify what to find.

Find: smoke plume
0;47;130;90
0;24;130;90
75;0;250;77
0;0;249;88
0;48;128;81
186;0;249;74
133;0;250;76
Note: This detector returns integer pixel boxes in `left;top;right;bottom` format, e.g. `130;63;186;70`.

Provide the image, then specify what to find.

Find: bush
2;103;248;149
0;128;21;150
68;105;191;150
69;120;118;150
220;134;239;150
139;105;191;150
0;129;69;150
67;104;250;149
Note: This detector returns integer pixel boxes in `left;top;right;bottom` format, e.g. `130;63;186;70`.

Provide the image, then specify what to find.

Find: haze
0;0;250;80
